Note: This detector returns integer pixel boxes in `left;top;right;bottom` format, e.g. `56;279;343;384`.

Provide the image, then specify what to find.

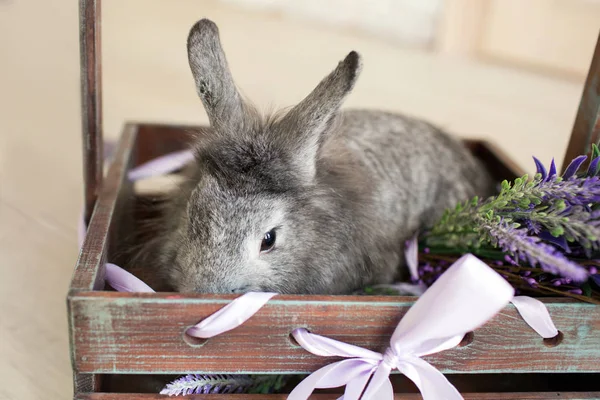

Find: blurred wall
219;0;600;80
220;0;443;47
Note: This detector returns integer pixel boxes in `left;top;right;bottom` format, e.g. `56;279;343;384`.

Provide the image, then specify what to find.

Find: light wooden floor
0;1;589;399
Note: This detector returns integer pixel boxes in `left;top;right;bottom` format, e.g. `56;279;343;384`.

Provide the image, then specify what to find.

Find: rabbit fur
137;19;495;295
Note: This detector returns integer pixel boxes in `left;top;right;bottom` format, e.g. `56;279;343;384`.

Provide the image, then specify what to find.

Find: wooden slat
75;392;600;400
463;139;525;179
80;0;103;224
135;123;196;166
70;124;137;291
562;31;600;173
69;292;600;374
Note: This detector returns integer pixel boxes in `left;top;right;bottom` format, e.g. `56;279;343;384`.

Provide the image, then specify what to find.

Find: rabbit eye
260;229;276;253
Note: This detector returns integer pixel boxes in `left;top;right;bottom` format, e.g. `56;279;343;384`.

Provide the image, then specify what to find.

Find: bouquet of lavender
160;374;287;396
413;145;600;304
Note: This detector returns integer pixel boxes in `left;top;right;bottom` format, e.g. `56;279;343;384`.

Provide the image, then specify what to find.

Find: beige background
0;0;594;399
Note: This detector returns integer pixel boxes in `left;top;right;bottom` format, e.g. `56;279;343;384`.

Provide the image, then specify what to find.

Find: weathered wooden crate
69;2;600;398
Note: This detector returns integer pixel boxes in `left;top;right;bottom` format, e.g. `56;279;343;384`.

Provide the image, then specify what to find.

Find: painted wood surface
70;291;600;374
74;392;600;400
70;124;137;291
562;31;600;172
80;0;103;224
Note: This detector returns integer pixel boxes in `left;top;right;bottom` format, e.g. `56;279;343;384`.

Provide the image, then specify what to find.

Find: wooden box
70;2;600;399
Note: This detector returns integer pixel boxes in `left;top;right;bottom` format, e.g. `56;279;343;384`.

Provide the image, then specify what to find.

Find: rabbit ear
187;19;244;132
279;51;361;180
285;51;361;134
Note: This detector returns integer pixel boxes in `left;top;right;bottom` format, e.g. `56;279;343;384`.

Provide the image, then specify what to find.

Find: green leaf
554;199;567;211
582;282;592;297
519;198;531;208
514;177;523;187
495;200;509;208
592;143;600;160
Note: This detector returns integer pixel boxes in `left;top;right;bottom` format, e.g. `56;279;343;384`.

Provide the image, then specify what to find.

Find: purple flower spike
533;156;547;181
525;277;537;287
483;220;589;282
548;158;557;181
587;156;600;177
563;155;587;179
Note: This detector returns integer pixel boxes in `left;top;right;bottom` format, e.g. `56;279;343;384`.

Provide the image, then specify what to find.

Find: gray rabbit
138;19;494;295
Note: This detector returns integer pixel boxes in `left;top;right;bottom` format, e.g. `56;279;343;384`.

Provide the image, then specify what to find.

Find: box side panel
70;293;600;374
562;32;600;172
70;124;138;291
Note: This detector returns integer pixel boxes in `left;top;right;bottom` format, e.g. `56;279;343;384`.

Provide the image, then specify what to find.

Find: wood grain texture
464;139;525;179
70;124;137;291
135;124;196;166
80;0;103;224
562;31;600;172
69;292;600;374
74;392;600;399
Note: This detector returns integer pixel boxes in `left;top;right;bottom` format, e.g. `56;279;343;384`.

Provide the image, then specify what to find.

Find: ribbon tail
105;263;155;293
510;296;559;339
127;149;194;181
287;360;371;400
371;378;393;400
361;363;393;400
342;369;374;400
186;292;277;338
397;357;463;400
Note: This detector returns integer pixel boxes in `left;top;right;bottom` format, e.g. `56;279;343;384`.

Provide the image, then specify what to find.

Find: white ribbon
510;296;559;339
288;254;515;400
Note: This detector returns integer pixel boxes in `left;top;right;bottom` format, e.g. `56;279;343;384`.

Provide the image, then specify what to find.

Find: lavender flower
424;147;600;284
160;374;285;396
479;218;588;282
534;175;600;206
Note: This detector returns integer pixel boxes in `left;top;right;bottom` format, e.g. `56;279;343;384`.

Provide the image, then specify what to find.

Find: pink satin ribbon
79;147;562;399
510;296;559;338
289;254;514;400
127;149;195;181
186;292;277;338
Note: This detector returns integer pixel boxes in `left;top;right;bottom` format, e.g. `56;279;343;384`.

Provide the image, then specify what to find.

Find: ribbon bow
288;254;515;400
